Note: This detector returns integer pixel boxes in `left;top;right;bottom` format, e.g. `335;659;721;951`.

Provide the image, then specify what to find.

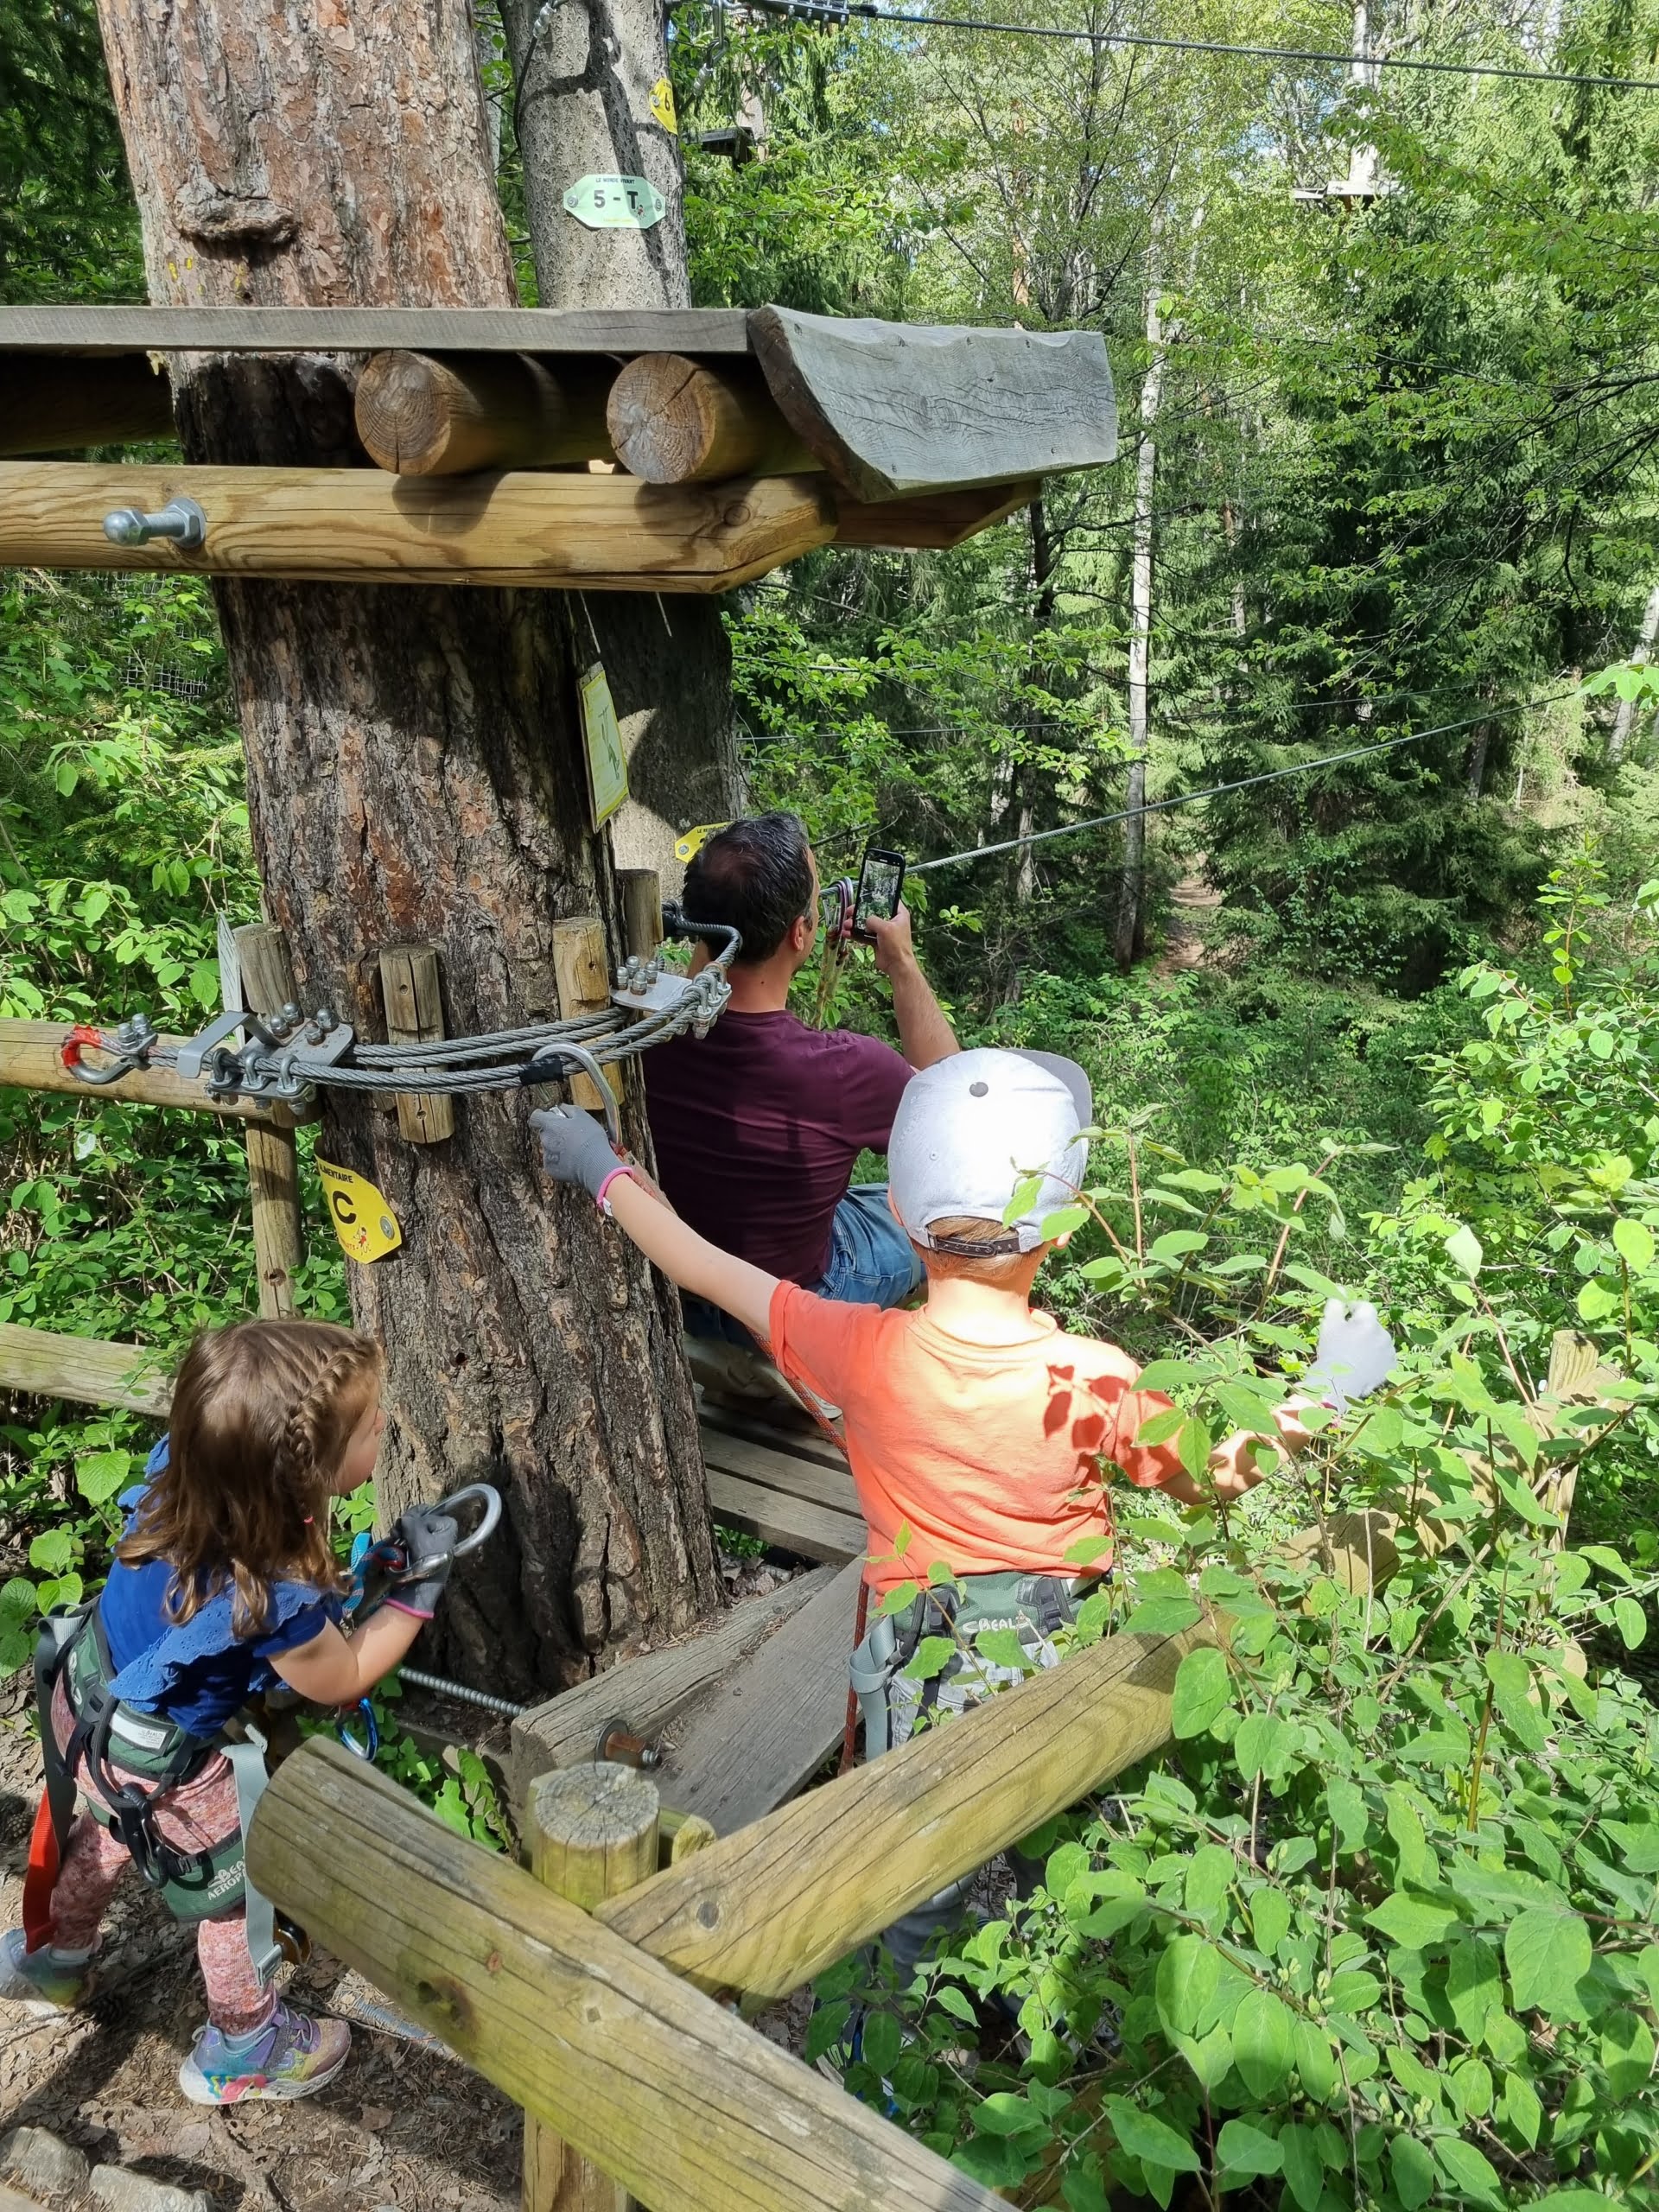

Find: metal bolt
594;1718;662;1770
102;497;207;550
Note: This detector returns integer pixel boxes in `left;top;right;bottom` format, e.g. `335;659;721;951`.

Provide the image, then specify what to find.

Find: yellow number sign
650;79;677;134
317;1158;403;1263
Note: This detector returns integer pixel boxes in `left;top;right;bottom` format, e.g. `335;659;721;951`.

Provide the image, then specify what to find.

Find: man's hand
862;904;918;978
530;1105;626;1201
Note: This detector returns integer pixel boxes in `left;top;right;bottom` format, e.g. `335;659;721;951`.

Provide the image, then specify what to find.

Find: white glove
1302;1299;1395;1412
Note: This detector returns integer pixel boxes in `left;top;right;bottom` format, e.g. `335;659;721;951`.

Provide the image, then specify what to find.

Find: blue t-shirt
100;1446;340;1738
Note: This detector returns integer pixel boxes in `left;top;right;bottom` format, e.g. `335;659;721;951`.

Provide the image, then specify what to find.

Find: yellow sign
650;78;677;134
579;662;629;831
316;1159;403;1263
674;821;729;865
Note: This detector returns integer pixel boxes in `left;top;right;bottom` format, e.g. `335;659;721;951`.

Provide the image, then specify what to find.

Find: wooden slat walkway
697;1408;864;1567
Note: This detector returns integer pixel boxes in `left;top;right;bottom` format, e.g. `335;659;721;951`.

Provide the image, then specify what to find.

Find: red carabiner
59;1023;105;1071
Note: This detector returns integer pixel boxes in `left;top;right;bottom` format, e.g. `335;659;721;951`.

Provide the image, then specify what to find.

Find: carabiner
337;1698;379;1761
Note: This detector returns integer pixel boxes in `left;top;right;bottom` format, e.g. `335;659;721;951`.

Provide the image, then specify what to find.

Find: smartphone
852;845;906;941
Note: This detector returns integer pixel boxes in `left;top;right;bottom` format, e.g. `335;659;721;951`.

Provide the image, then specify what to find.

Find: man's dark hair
682;812;814;966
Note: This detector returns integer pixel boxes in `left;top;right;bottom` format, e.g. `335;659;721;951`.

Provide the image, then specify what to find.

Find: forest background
6;0;1659;2202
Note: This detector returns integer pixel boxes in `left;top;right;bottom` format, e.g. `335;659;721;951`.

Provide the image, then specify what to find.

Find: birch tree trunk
94;0;721;1695
1609;582;1659;765
1114;236;1166;975
502;0;743;887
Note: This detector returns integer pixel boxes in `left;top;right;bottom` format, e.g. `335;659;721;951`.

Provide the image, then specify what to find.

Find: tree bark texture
1609;581;1659;766
95;0;722;1694
503;0;742;889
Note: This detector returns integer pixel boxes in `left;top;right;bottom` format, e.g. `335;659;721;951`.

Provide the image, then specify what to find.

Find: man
644;811;958;1341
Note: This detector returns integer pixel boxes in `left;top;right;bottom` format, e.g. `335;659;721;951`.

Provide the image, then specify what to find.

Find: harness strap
22;1609;93;1952
224;1728;283;1985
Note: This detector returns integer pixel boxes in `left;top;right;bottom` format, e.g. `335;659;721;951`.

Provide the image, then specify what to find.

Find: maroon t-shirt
644;1012;912;1283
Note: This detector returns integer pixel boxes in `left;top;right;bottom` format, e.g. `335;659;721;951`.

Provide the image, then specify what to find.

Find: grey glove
530;1104;626;1201
1302;1299;1396;1412
384;1507;458;1620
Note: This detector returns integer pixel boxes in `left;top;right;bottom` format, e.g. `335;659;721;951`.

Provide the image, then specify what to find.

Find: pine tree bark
94;0;722;1694
502;0;743;886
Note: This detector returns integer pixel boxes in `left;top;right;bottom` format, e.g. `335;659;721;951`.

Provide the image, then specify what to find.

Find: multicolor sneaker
179;1999;351;2105
0;1927;97;2013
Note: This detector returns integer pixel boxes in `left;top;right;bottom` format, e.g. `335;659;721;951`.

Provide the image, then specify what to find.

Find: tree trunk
1115;236;1166;976
95;0;722;1694
1609;581;1659;766
502;0;742;887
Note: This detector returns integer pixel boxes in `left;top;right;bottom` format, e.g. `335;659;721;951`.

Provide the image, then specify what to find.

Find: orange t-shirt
766;1284;1185;1592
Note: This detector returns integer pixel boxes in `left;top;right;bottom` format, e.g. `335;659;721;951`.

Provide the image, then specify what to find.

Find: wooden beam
615;870;662;962
698;1422;859;1520
0;462;836;594
0;354;175;456
749;304;1117;501
378;943;455;1145
0;1017;309;1126
508;1569;836;1819
0;1323;168;1418
834;481;1038;550
703;1465;865;1565
524;1764;658;2212
0;305;753;357
652;1560;862;1836
601;1625;1212;1999
246;1738;1004;2212
551;918;610;1112
234;925;306;1314
354;351;614;476
606;354;817;486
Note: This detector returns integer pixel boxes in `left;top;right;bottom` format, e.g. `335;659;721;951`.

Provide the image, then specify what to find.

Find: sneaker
0;1928;97;2013
179;1999;351;2105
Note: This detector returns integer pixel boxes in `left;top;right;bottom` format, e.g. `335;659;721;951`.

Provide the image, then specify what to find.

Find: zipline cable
907;687;1578;875
730;0;1659;92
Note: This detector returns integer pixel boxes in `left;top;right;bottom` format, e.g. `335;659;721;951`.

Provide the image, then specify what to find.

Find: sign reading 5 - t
316;1158;403;1263
563;174;666;230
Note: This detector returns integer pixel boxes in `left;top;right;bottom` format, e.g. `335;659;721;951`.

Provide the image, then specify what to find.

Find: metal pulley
102;498;207;550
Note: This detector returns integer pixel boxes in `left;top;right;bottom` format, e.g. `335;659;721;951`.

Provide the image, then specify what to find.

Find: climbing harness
58;906;741;1126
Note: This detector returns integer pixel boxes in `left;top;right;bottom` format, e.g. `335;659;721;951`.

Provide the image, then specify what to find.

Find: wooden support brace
245;1738;1002;2212
0;353;175;457
551;918;609;1112
524;1764;658;2212
354;351;614;477
0;1018;308;1127
0;1323;168;1419
615;869;662;962
234;925;305;1316
378;944;455;1146
606;355;817;486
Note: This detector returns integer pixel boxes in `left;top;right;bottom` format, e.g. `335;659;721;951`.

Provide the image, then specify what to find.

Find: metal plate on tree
563;175;666;231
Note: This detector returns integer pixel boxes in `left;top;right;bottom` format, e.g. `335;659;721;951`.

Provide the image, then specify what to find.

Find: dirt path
1152;873;1223;980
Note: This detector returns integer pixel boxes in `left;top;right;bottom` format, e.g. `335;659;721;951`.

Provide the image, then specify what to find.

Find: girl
0;1318;454;2106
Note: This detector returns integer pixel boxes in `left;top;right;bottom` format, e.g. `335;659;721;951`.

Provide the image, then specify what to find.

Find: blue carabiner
337;1697;379;1761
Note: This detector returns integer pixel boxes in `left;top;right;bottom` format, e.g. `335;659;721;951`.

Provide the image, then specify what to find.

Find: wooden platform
699;1406;862;1565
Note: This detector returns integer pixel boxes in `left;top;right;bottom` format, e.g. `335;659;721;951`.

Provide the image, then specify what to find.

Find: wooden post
524;1764;660;2212
0;1018;308;1125
615;869;662;963
606;356;817;486
233;924;305;1317
354;351;614;476
552;918;610;1113
378;943;455;1146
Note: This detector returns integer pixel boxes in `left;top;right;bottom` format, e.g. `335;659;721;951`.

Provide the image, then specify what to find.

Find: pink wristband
594;1165;636;1217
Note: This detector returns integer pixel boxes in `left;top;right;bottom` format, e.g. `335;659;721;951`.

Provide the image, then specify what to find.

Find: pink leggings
46;1683;270;2033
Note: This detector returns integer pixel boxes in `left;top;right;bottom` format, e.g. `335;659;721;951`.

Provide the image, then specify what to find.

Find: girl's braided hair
118;1318;383;1637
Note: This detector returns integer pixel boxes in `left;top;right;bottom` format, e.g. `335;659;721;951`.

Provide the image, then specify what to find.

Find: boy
531;1047;1392;1969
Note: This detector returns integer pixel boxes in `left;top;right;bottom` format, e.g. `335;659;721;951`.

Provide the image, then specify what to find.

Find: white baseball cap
889;1047;1092;1253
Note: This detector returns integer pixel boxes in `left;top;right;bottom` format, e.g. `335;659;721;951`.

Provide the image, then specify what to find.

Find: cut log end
353;350;614;476
607;353;817;486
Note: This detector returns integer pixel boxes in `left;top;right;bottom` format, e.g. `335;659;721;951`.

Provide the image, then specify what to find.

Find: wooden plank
0;353;174;455
599;1623;1208;1999
378;943;455;1145
524;1764;658;2212
750;305;1117;502
697;1422;859;1519
704;1467;864;1565
654;1559;863;1835
834;480;1038;549
606;354;817;485
0;305;753;357
507;1569;836;1815
0;1017;308;1126
353;350;614;476
615;870;662;962
0;1323;168;1417
552;918;610;1111
697;1395;849;1475
0;461;835;594
235;925;306;1315
247;1739;1004;2212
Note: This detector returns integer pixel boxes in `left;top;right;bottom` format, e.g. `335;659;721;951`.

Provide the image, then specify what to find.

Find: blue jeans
683;1184;923;1346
